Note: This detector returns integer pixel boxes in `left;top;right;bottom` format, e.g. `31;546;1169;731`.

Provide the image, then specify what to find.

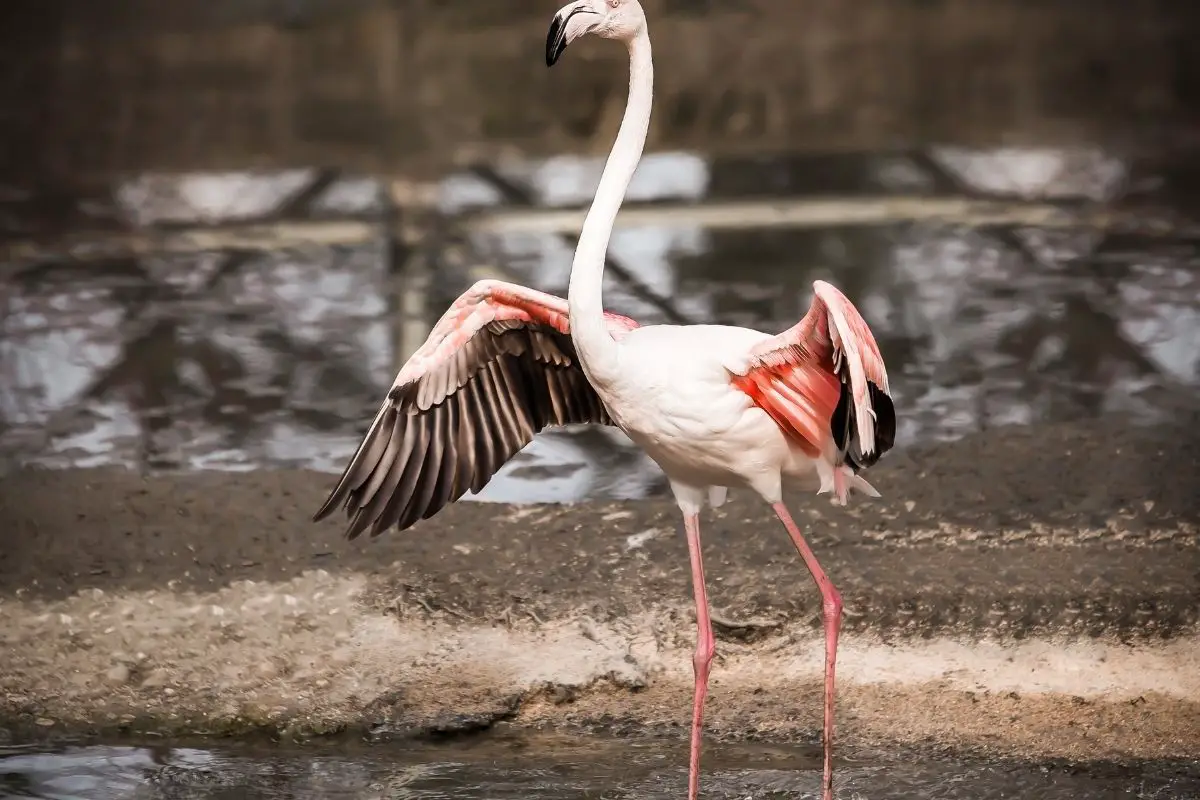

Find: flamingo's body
315;2;895;799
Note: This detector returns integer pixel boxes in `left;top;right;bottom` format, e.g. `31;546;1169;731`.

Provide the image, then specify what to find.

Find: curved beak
546;3;595;67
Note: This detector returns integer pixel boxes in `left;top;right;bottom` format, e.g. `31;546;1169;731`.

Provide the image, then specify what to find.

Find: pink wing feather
733;280;894;466
396;280;639;399
314;280;640;538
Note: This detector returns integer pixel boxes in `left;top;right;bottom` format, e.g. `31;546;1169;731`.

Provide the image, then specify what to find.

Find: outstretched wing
731;280;895;469
313;280;640;538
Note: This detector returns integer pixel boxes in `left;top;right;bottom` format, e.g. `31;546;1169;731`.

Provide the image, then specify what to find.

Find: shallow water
1;148;1198;504
2;733;1198;800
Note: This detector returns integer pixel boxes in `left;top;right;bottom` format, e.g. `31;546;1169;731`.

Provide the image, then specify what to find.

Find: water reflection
0;737;1197;800
1;147;1197;503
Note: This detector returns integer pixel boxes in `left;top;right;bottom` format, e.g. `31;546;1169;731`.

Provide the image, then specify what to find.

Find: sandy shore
1;419;1197;759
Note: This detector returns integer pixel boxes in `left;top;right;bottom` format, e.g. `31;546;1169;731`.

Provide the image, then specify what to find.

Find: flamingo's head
546;0;647;66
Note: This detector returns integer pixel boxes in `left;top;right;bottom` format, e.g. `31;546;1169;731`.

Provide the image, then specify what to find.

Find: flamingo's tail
849;473;881;499
817;465;881;505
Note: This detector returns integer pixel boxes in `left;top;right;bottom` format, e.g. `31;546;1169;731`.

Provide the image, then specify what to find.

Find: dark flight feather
313;322;615;539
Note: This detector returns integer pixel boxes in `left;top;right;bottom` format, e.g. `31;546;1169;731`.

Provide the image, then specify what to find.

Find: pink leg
772;502;842;800
682;512;715;800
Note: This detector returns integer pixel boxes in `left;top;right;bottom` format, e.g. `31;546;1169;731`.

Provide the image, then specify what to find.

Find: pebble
624;529;660;550
35;718;55;727
141;668;171;688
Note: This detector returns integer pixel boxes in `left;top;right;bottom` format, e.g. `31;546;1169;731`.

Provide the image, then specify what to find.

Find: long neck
567;30;653;382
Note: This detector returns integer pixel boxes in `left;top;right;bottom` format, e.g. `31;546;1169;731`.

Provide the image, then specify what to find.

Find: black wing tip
344;515;398;541
312;490;345;523
831;379;896;472
312;494;368;537
870;382;897;456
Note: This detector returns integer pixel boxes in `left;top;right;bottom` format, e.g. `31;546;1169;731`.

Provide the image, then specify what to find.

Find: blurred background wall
5;0;1200;188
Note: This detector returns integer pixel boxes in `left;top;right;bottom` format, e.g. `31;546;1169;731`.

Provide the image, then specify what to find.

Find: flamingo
313;1;895;798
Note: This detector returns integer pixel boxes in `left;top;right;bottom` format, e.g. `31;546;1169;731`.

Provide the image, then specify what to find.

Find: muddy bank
1;420;1198;757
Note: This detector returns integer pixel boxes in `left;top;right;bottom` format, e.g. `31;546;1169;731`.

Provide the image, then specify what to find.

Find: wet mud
1;418;1197;758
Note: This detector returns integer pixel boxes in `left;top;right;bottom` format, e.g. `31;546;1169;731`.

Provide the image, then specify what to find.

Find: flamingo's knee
822;584;843;623
692;639;715;675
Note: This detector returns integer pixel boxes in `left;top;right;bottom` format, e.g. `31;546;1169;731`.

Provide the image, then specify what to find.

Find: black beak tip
546;16;566;67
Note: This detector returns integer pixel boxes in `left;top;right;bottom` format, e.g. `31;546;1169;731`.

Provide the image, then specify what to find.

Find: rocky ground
1;419;1197;760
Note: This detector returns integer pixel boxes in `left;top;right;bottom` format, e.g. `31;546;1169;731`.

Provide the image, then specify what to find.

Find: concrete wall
6;0;1200;186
